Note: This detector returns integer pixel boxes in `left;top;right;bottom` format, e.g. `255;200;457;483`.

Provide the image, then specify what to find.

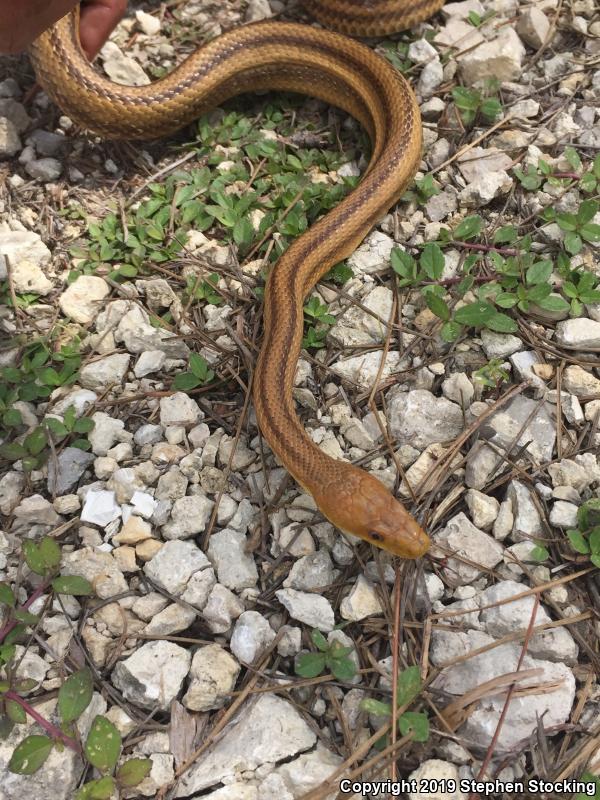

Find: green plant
302;296;336;350
452;81;502;126
403;173;440;204
360;666;429;745
183;273;222;306
576;773;600;800
473;358;510;390
543;199;600;256
295;629;357;681
566;499;600;567
0;540;152;797
466;8;496;26
173;353;215;391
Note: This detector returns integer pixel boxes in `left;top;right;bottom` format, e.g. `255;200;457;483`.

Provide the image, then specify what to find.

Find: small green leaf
454;301;495;326
397;665;422;707
420;243;445;280
328;655;357;682
0;583;15;607
2;409;23;428
0;644;16;666
531;544;549;562
577;199;598;225
526;260;552;285
295;652;327;678
485;312;518;333
493;225;517;244
441;321;462;341
85;716;122;773
14;609;40;625
52;575;93;596
360;698;392;717
0;442;28;461
567;529;589;554
172;372;201;391
5;699;27;724
399;711;429;742
535;294;570;312
589;527;600;555
453;215;483;241
8;735;54;774
39;537;61;570
59;667;94;725
116;758;153;788
24;427;47;456
76;776;116;800
22;541;46;576
425;293;450;321
311;629;328;652
72;417;95;434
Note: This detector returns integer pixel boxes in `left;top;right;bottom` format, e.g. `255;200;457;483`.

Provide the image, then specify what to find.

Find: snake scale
29;0;446;558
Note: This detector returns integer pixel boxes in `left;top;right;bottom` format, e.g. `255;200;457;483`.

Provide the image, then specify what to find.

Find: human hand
0;0;127;59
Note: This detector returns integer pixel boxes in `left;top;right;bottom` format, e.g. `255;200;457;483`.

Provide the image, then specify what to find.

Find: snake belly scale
29;0;444;558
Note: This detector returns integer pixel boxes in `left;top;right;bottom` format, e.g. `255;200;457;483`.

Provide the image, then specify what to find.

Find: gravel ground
1;1;600;798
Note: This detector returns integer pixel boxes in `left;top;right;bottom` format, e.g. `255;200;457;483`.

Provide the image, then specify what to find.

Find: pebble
183;644;241;711
207;529;259;590
276;588;335;632
59;275;110;324
340;575;383;621
177;695;316;796
144;540;211;596
388;389;464;450
25;157;62;181
112;641;191;710
230;611;276;663
555;318;600;349
458;28;525;84
433;512;504;585
79;354;131;390
0;117;20;158
517;6;551;48
465;489;499;531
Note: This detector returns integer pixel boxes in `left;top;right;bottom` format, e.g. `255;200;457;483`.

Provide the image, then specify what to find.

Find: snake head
313;466;429;559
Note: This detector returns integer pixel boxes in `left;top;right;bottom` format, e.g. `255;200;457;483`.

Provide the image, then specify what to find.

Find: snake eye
369;531;384;543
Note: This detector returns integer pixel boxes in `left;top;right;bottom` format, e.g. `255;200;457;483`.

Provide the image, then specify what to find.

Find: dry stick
390;562;402;783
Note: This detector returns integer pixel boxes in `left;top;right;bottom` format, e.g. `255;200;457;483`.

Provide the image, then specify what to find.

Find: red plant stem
5;690;82;753
0;580;52;643
452;240;519;256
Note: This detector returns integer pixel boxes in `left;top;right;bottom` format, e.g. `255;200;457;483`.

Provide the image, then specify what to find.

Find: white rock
481;329;523;358
388;390;463;449
59;275;110;323
144;540;211;596
549;501;579;528
245;0;273;22
135;9;161;34
409;759;467;800
562;365;600;396
100;41;150;86
175;695;316;796
346;230;394;275
183;644;240;711
25;158;62;181
0;117;20;158
160;392;202;428
517;7;551;49
144;603;197;636
201;583;244;633
507;480;543;541
230;611;276;663
79;353;131;390
460;170;513;207
0;471;25;515
113;640;191;710
163;494;215;539
340;575;383;621
207;529;258;590
465;489;499;531
442;372;474;406
555;318;600;348
276;588;335;632
432;512;504;585
431;629;575;752
134;350;166;377
459;28;525;84
80;489;121;527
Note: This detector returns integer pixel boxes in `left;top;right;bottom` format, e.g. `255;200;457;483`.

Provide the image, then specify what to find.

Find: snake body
29;1;444;558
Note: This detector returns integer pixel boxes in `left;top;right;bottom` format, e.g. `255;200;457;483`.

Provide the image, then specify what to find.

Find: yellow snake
29;0;445;559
